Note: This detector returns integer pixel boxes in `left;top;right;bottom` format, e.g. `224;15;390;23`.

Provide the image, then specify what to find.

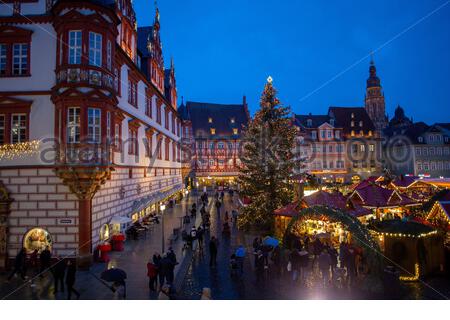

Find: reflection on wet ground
179;194;450;300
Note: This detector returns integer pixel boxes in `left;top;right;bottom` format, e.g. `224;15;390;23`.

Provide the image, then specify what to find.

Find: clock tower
365;58;388;132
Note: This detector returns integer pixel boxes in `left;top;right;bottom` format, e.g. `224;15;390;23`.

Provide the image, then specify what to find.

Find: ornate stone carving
54;166;113;200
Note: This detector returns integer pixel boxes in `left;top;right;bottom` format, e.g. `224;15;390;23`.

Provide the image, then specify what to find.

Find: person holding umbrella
101;267;127;298
235;245;246;276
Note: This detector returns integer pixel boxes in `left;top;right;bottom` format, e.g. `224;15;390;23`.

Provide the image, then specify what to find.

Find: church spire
365;55;387;132
153;0;160;30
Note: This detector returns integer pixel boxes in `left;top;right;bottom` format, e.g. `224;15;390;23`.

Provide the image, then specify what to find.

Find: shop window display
23;228;52;253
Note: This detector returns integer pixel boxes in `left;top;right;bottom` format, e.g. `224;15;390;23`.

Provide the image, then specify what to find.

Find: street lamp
160;204;166;253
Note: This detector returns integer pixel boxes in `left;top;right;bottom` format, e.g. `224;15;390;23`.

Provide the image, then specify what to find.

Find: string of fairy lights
0;140;41;160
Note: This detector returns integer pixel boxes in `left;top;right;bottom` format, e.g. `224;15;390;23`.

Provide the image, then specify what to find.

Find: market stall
369;220;444;280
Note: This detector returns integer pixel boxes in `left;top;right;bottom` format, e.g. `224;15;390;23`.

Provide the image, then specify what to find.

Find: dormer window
418;137;423;143
359;121;363;127
330;119;335;126
351;113;354;119
351;121;354;127
359;130;364;136
307;119;312;127
351;130;355;137
368;130;373;137
208;117;213;123
233;128;238;135
210;128;216;135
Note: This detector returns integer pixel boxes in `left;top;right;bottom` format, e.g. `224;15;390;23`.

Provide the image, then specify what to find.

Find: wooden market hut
348;184;420;219
369;220;444;280
273;190;371;237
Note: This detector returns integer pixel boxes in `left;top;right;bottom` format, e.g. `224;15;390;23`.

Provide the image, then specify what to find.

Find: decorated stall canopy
368;220;444;280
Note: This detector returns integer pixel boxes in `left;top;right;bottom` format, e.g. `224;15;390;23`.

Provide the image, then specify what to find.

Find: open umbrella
235;246;246;258
101;268;127;283
263;236;279;247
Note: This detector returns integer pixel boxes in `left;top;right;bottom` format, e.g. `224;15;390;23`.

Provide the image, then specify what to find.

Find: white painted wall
0;23;56;91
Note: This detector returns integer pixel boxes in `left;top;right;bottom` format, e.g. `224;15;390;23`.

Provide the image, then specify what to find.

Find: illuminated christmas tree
237;77;300;232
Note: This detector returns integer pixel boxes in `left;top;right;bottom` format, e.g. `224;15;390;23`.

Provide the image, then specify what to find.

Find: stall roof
349;184;419;208
368;220;436;237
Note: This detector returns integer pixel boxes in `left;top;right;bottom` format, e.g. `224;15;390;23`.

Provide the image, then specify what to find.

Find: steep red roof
273;202;301;217
349;184;418;208
303;190;347;210
391;176;418;188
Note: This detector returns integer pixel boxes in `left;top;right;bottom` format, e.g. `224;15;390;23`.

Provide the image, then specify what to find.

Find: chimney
243;95;247;107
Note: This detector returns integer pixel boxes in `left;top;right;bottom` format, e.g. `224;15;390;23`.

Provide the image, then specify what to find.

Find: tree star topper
267;76;273;84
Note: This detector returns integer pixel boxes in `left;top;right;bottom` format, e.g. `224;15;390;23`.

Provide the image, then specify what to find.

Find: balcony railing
56;65;116;93
57;143;113;166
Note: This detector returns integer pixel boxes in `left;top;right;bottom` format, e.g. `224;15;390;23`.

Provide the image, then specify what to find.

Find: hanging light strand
0;140;41;160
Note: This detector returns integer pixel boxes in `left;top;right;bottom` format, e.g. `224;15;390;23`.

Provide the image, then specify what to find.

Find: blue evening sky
134;0;450;124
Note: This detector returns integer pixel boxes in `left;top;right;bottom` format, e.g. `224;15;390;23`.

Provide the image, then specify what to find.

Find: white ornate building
0;0;183;268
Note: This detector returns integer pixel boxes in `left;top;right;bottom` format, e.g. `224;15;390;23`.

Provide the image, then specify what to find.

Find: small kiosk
369;220;445;280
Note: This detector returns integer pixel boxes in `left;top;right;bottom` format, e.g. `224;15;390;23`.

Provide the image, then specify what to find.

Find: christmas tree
237;77;301;232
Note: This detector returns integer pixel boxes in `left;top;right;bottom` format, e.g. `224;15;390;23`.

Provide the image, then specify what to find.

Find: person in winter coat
7;248;27;281
318;249;332;287
255;250;265;284
327;246;338;278
289;249;301;282
209;236;218;267
158;254;172;286
167;248;177;284
39;246;52;276
215;199;222;214
53;256;66;293
235;245;246;276
196;226;204;251
147;259;158;291
65;260;80;299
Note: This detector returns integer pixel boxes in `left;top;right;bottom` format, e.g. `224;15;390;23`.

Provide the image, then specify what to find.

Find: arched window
23;228;52;253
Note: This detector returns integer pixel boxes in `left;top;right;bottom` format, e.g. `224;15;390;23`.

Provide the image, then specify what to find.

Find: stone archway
283;205;382;272
0;181;13;271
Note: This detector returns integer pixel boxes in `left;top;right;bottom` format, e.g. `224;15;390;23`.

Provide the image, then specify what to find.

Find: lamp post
160;203;166;253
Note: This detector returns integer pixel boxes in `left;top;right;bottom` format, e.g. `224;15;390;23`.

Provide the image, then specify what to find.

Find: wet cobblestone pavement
178;194;450;300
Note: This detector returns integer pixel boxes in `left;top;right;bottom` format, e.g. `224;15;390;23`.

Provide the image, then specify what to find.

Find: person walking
289;248;301;283
328;245;338;280
235;245;246;276
7;248;27;281
53;256;66;293
147;258;158;291
215;199;222;214
65;260;80;299
167;247;177;284
39;246;52;277
152;252;162;288
255;250;265;285
209;236;218;267
318;249;331;287
196;226;204;253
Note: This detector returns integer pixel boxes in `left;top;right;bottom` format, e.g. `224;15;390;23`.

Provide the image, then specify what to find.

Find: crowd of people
248;235;367;289
5;246;81;299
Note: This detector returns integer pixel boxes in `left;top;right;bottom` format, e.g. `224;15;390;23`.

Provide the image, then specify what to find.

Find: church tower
365;58;388;132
